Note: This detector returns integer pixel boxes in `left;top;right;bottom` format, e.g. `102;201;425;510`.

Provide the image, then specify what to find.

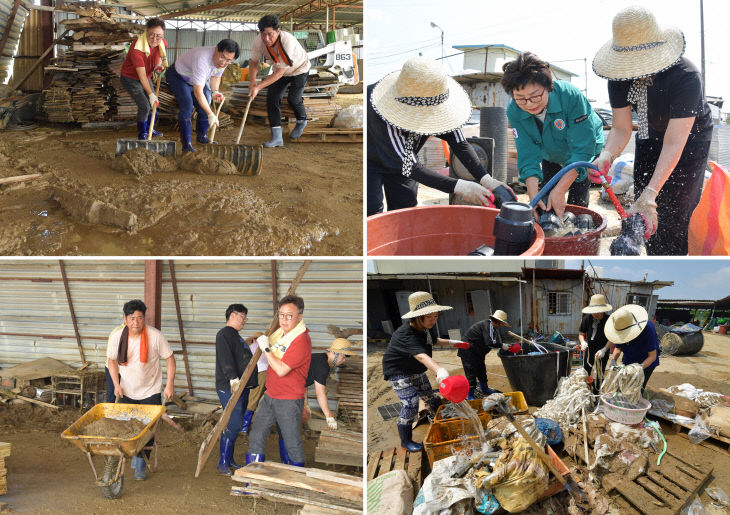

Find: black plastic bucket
499;340;572;407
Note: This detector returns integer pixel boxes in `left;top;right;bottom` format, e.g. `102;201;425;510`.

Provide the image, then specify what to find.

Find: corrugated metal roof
0;259;362;401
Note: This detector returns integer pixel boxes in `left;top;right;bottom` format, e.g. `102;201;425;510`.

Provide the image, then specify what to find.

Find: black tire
100;457;124;499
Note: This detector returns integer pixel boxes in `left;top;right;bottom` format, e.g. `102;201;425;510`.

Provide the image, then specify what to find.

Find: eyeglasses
278;313;299;321
148;33;164;40
513;89;545;105
126;315;144;322
235;312;247;321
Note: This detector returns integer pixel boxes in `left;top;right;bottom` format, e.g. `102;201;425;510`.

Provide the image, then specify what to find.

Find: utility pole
700;0;706;92
430;21;444;65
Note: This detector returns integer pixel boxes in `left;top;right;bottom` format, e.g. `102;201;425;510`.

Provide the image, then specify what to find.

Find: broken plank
394;446;406;472
0;174;42;185
305;468;362;488
0;387;59;409
242;486;361;514
366;450;380;481
0;443;9;458
314;449;361;467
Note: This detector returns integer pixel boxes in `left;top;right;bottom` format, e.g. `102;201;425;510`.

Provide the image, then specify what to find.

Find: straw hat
489;310;510;327
371;56;472;135
401;291;453;319
604;304;649;344
592;6;685;80
327;338;352;354
582;294;613;314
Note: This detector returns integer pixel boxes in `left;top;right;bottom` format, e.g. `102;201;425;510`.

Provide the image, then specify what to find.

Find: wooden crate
290;127;362;143
52;371;106;408
367;446;424;490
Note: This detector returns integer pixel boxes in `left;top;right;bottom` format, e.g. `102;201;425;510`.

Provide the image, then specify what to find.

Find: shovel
207;98;225;143
203;96;263;175
492;397;588;507
115;76;176;157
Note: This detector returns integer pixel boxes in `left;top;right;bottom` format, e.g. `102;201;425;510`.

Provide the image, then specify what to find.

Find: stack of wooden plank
56;5;141;47
0;442;9;495
335;356;363;428
315;429;362;467
228;82;341;124
231;462;362;514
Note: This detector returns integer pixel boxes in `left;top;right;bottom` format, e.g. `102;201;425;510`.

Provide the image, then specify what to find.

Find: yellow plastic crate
434;391;528;422
423;412;491;467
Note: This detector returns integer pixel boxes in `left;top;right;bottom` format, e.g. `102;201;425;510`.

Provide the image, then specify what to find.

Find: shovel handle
209;98;225;143
507;331;535;346
235;97;253;145
147;76;162;141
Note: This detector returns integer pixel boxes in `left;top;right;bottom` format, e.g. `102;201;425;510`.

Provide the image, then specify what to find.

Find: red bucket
542;205;607;256
439;375;469;404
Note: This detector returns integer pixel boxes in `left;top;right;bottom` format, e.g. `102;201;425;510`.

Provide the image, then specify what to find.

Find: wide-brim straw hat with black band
582;294;613;314
604;304;649;344
592;5;685;80
401;291;453;319
489;310;510;327
328;338;352;353
371;56;472;135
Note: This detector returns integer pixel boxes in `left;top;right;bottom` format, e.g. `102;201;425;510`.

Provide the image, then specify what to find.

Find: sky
564;259;730;300
367;0;730;109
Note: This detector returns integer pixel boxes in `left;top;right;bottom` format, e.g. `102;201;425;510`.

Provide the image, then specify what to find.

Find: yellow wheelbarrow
61;403;166;499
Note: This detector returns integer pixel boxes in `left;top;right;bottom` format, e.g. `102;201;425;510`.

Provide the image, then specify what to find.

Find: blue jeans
217;388;250;440
104;366;119;403
165;65;210;127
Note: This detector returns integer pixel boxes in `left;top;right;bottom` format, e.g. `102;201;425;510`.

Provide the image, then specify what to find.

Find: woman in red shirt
120;18;167;140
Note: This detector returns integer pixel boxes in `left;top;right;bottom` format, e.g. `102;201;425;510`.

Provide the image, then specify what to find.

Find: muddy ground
0;404;361;513
0;93;362;256
367;331;730;510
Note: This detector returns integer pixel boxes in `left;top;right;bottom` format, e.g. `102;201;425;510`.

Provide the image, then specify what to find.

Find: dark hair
258;14;280;32
225;303;248;320
279;295;304;313
500;52;554;96
146;18;165;31
123;299;147;316
216;39;240;59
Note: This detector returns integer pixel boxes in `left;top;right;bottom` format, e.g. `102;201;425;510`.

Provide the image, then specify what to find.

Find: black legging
266;72;308;126
633;137;711;255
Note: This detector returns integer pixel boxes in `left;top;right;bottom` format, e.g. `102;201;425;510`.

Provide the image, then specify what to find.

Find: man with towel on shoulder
245;295;312;467
106;299;175;481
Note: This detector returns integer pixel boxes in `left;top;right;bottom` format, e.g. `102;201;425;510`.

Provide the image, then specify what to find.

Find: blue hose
529;161;600;209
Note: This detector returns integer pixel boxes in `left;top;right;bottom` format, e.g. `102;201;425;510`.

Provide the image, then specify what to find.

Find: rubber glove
595;348;605;360
580;341;588;352
148;92;159;107
589;150;613;184
480;175;517;206
435;367;449;383
229;378;240;392
454;179;495;207
326;416;338;430
627;187;658;236
207;112;219;128
153;63;165;74
211;90;225;103
447;340;470;349
502;343;521;353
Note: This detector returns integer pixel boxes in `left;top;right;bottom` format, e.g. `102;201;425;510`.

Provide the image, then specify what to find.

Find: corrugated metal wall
11;7;43;90
165;28;257;65
709;124;730;170
0;260;362;401
0;0;29;84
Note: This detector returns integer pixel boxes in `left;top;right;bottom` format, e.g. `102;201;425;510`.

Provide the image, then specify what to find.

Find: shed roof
452;43;578;77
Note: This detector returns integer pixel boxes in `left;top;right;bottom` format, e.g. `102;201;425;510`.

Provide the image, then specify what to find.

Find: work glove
595;348;606;360
502;343;521;354
230;378;240;392
454;179;495;207
435;367;449;383
580;341;588;352
211;90;225;103
326;416;338;430
153;63;165;74
256;334;269;348
302;405;311;422
207;112;219;128
148;92;159;108
447;339;470;350
480;175;517;207
589;150;613;184
627;187;658;237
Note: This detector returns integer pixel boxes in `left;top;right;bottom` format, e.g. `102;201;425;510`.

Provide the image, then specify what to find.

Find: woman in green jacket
502;52;604;219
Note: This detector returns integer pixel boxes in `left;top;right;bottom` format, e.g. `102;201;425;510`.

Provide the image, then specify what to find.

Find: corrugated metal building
0;259;363;403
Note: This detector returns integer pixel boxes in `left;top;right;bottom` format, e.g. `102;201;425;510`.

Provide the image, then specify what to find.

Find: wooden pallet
648;413;730;454
290;128;362;143
367;446;424;490
315;429;362;467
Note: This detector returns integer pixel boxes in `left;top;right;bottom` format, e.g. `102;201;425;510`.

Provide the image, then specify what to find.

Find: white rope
599;363;644;405
534;367;594;432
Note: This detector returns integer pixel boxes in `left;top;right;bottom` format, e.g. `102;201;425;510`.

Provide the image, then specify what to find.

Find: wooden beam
279;0;361;22
160;0;258;20
0;0;21;61
168;260;194;396
195;260;311;477
144;260;162;329
270;260;278;313
58;260;86;364
0;174;41;185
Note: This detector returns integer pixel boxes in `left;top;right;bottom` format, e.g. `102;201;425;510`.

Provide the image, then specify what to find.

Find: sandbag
367;469;413;515
706;406;730;439
689;161;730;255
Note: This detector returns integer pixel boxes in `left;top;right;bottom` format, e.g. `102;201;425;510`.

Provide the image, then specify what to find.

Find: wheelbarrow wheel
101;457;124;499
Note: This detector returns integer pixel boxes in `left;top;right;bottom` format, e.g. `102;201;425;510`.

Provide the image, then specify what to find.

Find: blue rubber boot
240;409;254;435
466;388;476;401
263;127;284;148
289;459;305;467
245;453;265;464
179;119;195;153
147;110;162;137
289;119;307;140
217;436;234;476
196;115;210;144
136;120;148;141
132;455;147;480
397;424;423;452
479;381;502;395
278;437;290;465
229;437;242;470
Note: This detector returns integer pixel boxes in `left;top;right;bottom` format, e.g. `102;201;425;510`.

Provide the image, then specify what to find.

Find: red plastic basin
542;205;607;256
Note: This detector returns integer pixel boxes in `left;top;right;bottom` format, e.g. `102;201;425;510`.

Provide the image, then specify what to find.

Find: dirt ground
0;404;361;514
367;331;730;509
0;93;362;256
